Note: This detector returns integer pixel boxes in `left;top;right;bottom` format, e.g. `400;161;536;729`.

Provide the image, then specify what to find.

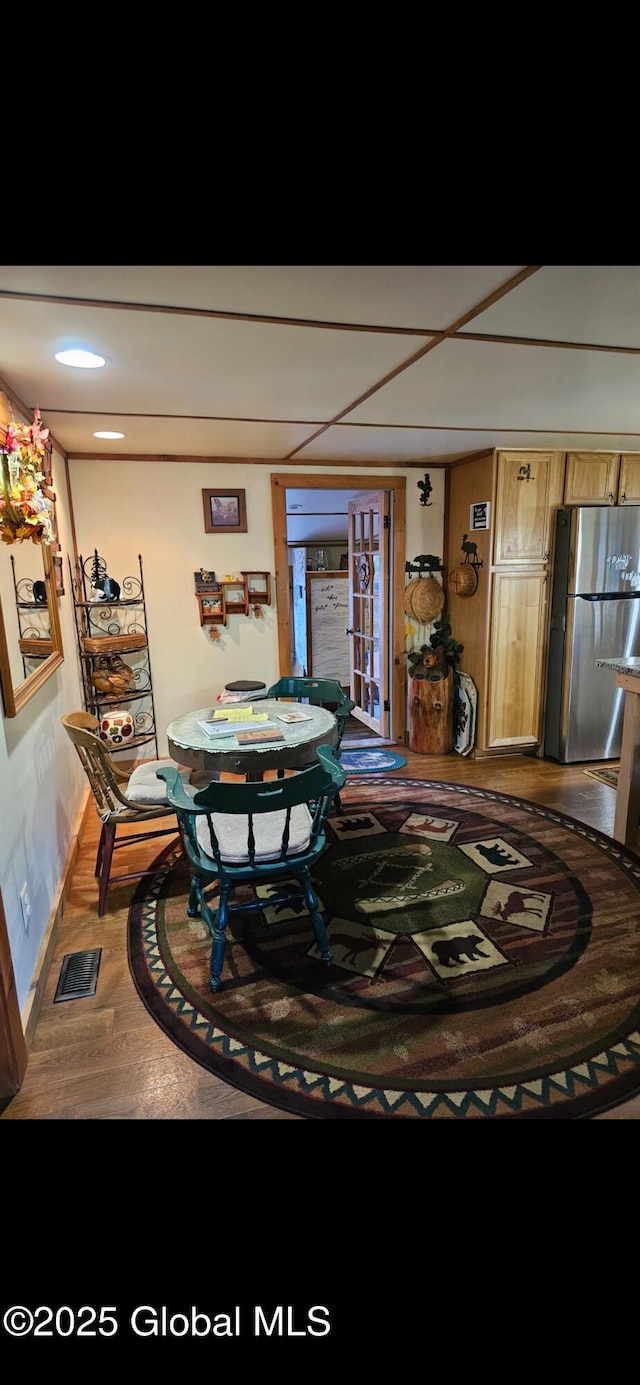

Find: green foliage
406;617;464;672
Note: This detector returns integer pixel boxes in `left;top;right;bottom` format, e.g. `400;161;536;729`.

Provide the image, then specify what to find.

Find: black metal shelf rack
69;551;159;757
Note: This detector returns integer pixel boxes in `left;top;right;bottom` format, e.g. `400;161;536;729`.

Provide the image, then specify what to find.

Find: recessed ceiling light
93;431;125;439
55;348;107;369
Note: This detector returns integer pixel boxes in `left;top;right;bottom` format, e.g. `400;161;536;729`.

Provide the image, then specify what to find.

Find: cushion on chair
125;759;192;806
195;804;313;864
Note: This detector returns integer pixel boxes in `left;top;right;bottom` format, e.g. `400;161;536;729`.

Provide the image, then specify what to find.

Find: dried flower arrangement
0;409;55;545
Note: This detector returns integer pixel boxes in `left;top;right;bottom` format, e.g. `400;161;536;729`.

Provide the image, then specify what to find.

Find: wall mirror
0;398;64;718
0;542;64;716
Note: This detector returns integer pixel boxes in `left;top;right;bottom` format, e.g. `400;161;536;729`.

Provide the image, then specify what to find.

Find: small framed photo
470;501;490;531
203;489;247;534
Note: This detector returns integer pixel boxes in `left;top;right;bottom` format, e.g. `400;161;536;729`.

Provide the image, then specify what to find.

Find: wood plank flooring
2;749;638;1121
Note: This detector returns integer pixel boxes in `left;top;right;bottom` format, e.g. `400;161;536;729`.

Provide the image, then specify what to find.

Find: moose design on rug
303;810;551;981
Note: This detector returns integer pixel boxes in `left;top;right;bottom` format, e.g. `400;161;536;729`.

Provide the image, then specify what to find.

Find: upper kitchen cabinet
617;455;640;505
493;452;565;565
563;453;640;505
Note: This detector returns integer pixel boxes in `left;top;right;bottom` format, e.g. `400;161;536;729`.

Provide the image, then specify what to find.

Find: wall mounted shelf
194;570;271;627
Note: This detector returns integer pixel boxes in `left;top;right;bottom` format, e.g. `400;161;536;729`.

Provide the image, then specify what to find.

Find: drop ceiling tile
0;264;525;330
347;338;640;432
466;265;640;347
47;414;316;458
0;298;426;423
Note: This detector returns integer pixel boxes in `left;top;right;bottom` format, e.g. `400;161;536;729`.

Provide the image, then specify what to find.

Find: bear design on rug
474;842;522;868
431;934;489;966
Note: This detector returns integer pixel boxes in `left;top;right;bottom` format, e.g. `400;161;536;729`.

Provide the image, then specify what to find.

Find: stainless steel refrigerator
544;506;640;762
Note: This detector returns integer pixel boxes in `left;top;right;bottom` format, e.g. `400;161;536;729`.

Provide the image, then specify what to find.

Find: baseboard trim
21;786;91;1050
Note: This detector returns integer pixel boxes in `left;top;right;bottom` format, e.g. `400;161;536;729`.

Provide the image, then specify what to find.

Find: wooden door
618;455;640;505
563;453;620;505
347;491;390;737
493;452;565;565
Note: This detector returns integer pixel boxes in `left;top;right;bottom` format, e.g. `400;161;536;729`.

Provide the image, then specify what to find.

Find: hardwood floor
2;748;638;1121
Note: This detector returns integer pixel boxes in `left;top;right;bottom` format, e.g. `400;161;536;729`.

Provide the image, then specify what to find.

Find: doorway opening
271;473;407;747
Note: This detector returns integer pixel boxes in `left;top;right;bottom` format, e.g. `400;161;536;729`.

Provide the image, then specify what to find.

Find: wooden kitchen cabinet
563;452;640;505
494;452;565;564
486;570;549;749
446;449;563;757
618;455;640;505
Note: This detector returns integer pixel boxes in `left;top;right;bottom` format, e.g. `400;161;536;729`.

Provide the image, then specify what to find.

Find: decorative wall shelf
194;570;271;627
242;571;272;605
70;552;159;756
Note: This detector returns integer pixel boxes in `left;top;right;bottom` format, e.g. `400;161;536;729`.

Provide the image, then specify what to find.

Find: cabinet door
563;452;620;505
618;455;640;505
486;570;549;749
493;452;564;564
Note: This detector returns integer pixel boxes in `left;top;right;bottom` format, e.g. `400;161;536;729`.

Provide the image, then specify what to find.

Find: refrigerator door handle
577;592;640;602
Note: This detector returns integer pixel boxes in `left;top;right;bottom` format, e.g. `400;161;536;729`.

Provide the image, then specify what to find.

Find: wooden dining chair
61;712;191;917
157;743;346;993
266;677;355;811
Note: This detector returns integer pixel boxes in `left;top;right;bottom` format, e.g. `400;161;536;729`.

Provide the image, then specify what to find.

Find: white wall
0;446;86;1013
68;460;446;754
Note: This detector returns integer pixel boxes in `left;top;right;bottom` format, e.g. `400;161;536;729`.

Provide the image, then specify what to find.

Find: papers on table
212;707;268;721
197;719;279;739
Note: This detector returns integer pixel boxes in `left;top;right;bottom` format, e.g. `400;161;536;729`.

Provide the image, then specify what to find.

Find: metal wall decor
417;473;433;506
448;533;483;596
404;553;445;577
517;463;534;482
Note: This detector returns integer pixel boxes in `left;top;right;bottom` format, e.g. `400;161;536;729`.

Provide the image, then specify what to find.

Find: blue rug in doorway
339;748;407;773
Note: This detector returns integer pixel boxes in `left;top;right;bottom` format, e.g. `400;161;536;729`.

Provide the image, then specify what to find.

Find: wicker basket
403;579;421;616
19;637;53;657
82;632;147;655
408;576;445;624
448;563;478;598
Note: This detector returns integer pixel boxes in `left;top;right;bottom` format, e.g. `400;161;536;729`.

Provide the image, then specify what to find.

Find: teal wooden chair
266;677;355;812
156;744;346;993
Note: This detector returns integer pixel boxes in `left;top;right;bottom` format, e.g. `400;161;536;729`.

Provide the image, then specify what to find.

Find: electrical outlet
19;883;31;932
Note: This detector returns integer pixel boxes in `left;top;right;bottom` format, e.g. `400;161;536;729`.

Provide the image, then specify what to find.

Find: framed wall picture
202;489;248;534
470;501;490;531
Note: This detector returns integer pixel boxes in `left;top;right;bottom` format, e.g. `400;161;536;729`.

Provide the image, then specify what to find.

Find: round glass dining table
166;700;338;781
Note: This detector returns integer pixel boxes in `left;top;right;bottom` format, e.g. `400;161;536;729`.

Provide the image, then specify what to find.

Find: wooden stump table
407;666;454;755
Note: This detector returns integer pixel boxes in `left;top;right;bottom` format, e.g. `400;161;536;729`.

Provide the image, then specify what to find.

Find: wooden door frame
271;473;406;743
0;885;28;1098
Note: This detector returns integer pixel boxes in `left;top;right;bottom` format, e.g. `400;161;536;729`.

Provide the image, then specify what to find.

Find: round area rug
339;748;407;773
127;777;640;1119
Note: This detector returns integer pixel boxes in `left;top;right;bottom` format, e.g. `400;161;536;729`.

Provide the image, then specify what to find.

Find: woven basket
82;632;147;655
403;580;421;616
448;563;478;598
409;576;445;624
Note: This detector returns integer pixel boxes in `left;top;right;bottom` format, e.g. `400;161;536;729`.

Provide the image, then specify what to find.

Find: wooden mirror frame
0;540;64;717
